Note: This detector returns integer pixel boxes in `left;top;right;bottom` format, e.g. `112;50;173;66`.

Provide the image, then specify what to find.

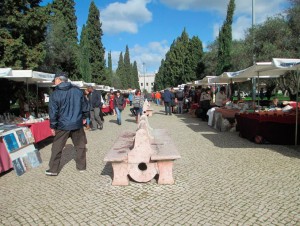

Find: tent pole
295;69;299;146
257;72;260;108
36;83;39;116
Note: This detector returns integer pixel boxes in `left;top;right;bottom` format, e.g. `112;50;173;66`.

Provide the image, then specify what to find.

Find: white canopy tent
210;70;249;84
0;68;12;77
0;70;55;114
232;58;300;145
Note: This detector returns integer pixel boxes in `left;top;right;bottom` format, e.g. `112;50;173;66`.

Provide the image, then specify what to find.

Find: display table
0;139;13;173
18;120;53;143
236;113;300;144
212;108;240;131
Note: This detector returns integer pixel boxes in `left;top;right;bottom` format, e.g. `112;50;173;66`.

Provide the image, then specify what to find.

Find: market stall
0;125;41;175
236;112;300;145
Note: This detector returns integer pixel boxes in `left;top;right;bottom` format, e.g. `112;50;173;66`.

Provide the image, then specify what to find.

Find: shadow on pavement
58;144;76;172
101;162;113;179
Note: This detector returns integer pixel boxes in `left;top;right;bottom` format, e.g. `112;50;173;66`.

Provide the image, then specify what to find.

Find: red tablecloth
236;113;300;144
215;108;240;119
0;139;13;173
18;120;53;143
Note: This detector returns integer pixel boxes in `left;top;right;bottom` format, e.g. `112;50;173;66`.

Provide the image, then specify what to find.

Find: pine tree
0;0;48;69
43;0;79;77
216;0;235;75
86;1;106;84
79;25;91;82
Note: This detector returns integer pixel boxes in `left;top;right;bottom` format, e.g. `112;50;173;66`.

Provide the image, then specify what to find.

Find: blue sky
42;0;289;74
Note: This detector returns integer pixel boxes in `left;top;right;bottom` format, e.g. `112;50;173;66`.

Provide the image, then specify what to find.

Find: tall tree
132;61;140;89
0;0;48;69
106;51;113;86
115;52;124;89
43;0;79;77
79;25;91;82
86;1;106;84
123;45;132;88
216;0;235;75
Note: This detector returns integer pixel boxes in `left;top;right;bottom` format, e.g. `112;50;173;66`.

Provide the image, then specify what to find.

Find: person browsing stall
215;86;228;107
46;72;89;176
132;89;144;123
114;90;125;125
87;86;103;131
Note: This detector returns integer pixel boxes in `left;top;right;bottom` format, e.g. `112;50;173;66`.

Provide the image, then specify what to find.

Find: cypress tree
79;25;92;82
123;45;132;89
107;51;113;86
132;61;140;89
116;52;124;89
216;0;235;75
44;0;79;77
86;1;106;84
0;0;48;69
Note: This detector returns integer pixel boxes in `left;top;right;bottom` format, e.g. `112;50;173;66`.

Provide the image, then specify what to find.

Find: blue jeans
115;107;122;124
156;99;160;105
164;102;171;115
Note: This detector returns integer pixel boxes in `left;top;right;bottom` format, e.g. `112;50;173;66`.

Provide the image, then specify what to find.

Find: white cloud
160;0;288;40
108;41;169;74
101;0;152;34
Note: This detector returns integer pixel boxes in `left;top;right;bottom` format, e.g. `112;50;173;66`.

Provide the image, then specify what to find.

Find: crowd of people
46;73;297;176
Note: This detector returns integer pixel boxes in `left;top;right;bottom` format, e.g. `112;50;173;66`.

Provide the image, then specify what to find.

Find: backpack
177;91;184;99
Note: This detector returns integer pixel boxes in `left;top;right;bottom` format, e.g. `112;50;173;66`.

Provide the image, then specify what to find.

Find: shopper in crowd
163;88;173;115
83;88;91;130
132;89;144;123
88;86;103;131
170;87;176;113
215;86;228;107
128;92;134;106
46;72;89;176
176;88;184;114
155;91;161;106
200;87;212;121
108;89;116;116
114;90;125;125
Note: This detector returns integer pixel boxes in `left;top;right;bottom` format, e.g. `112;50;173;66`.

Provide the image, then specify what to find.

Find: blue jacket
49;82;89;131
163;89;173;103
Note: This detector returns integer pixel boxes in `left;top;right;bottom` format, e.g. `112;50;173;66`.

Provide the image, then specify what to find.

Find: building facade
138;73;155;93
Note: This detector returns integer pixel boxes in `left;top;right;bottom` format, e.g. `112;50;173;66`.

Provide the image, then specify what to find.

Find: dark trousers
49;128;87;173
90;107;103;129
164;102;171;115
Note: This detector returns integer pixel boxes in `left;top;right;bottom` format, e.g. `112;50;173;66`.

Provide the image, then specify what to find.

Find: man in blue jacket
163;88;173;115
46;73;89;176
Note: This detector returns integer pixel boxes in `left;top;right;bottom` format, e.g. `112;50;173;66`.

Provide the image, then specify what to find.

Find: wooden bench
104;115;181;186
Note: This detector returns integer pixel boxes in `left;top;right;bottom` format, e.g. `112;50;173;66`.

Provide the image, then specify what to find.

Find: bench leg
111;162;129;186
157;161;175;185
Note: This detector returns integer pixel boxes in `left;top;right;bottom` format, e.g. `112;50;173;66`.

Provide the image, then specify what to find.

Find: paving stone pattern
1;105;300;225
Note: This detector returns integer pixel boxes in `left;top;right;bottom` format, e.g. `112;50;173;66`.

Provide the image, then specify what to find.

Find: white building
138;73;155;93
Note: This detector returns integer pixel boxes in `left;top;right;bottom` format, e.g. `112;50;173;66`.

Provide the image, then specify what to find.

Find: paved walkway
1;105;300;225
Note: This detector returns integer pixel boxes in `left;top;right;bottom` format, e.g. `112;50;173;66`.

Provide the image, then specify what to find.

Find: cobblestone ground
1;104;300;225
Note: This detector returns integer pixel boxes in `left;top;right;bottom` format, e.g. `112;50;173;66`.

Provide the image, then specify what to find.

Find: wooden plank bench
103;115;180;186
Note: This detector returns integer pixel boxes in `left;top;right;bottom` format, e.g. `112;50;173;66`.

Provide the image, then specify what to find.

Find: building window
146;83;149;86
141;83;143;87
151;83;154;86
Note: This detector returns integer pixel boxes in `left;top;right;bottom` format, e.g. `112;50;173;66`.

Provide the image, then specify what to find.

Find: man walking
88;86;103;131
46;72;89;176
163;88;173;115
